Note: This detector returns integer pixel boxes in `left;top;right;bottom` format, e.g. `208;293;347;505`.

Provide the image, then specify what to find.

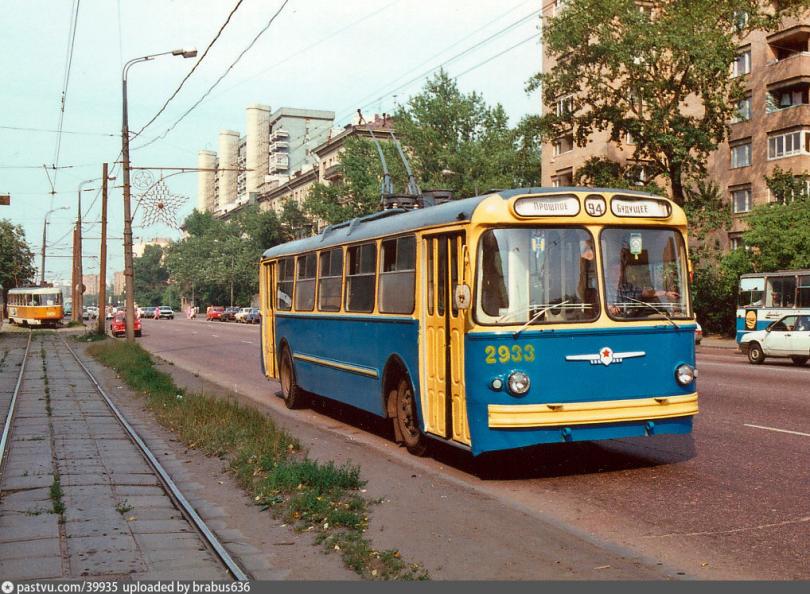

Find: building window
731;187;752;214
729;235;744;250
294;253;316;311
346;243;377;313
734;11;749;32
732;96;752;122
553;133;574;156
379;236;416;314
625;131;635;145
277;257;294;311
768;130;803;159
556;95;573;118
318;248;343;312
733;49;751;77
730;141;752;168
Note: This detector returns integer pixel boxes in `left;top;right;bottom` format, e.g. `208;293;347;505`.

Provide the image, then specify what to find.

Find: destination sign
514;195;580;217
610;197;670;218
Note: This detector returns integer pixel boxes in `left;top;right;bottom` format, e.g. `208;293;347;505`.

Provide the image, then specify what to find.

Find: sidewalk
699;335;739;350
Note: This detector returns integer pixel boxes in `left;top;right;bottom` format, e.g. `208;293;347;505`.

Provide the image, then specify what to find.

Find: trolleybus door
260;261;278;378
422;233;471;445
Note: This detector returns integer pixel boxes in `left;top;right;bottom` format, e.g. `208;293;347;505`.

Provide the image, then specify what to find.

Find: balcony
764;103;810;133
270;129;289;142
764;52;810;88
323;164;342;181
269;140;289;152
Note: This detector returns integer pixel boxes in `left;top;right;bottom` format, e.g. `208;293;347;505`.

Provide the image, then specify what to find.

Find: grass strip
88;340;427;580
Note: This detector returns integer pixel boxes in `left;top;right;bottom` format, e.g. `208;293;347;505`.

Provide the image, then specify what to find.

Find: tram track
0;332;249;581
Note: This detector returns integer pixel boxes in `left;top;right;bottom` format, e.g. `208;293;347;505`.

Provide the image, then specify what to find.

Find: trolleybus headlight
507;371;531;395
675;364;696;386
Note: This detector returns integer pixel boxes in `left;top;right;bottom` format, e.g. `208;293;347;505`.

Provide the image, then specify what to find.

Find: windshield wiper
513;300;571;339
624;296;678;329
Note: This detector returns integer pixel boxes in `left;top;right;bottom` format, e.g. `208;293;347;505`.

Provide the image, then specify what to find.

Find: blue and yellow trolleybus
259;188;698;456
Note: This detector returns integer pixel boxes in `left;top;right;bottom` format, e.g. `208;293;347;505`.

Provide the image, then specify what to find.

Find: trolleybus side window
767;276;796;307
295;253;317;311
277;258;294;311
318;248;343;312
437;239;447;315
477;228;599;324
426;239;434;315
346;242;377;313
379;236;415;314
799;275;810;307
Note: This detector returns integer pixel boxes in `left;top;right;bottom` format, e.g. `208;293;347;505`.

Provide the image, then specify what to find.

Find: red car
206;306;225;321
110;313;142;337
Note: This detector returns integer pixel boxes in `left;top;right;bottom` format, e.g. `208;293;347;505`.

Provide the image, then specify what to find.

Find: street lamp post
41;206;69;286
121;47;196;341
72;179;98;321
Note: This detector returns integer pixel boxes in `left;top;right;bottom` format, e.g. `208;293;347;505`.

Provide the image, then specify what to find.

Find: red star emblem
602;348;611;357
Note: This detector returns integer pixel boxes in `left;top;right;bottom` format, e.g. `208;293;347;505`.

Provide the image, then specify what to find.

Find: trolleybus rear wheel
279;347;306;409
394;377;428;457
790;356;808;366
747;342;765;365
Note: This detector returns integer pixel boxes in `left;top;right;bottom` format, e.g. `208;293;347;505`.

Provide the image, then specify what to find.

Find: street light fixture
121;47;197;341
41;206;70;286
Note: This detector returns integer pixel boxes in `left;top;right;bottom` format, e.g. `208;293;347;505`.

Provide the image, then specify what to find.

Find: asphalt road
136;318;810;579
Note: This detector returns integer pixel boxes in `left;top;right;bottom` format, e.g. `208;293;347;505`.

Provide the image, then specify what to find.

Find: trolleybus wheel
279;347;306;409
394;377;428;457
747;342;765;365
790;356;808;366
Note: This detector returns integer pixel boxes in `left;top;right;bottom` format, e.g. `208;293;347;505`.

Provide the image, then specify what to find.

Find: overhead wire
135;0;291;151
52;0;82;191
0;125;115;137
133;0;246;139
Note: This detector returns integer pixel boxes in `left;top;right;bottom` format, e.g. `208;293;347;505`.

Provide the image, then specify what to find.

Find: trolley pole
97;163;109;335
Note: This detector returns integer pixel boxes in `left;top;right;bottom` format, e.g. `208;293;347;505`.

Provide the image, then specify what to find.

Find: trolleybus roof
262;186;664;259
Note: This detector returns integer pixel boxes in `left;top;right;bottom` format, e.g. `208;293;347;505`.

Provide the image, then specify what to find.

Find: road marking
241;340;254;345
211;334;219;338
744;423;810;438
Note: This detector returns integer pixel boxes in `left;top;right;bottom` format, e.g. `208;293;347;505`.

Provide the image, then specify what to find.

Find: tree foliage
742;170;810;272
164;208;289;308
0;219;36;294
574;156;662;194
133;244;169;307
691;246;752;335
529;0;810;205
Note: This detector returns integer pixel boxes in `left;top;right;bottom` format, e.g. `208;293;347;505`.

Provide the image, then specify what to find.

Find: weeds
88;341;427;580
50;474;65;519
115;500;133;515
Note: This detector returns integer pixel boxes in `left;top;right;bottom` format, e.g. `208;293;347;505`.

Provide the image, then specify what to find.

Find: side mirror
454;284;471;310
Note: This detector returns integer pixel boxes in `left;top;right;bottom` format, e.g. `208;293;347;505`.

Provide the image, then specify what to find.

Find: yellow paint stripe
488;393;698;428
293;353;379;378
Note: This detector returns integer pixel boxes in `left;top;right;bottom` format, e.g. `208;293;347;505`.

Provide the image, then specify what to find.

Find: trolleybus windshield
600;228;690;320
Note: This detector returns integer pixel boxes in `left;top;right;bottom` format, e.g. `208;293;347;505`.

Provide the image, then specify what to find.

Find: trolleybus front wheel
279;347;306;409
747;342;765;365
393;377;428;457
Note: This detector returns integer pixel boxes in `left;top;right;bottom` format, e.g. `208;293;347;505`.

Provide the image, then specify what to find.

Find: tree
304;137;408;225
133;244;169;307
574;156;662;195
0;219;36;295
528;0;810;205
394;70;541;198
743;171;810;272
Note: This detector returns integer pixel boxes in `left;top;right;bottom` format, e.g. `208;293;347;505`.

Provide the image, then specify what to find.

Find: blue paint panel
275;313;419;416
464;326;697;455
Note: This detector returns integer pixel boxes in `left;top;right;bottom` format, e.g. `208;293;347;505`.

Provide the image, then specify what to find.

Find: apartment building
540;4;810;248
195;104;335;219
257;114;395;221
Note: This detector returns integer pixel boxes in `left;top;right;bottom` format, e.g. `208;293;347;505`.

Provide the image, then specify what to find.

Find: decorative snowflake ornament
136;177;188;229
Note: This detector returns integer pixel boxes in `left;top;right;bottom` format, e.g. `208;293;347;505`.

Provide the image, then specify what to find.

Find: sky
0;0;541;287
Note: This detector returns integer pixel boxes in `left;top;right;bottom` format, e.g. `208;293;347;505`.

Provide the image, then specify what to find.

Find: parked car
234;307;253;323
110;312;142;337
206;306;225;321
695;321;703;344
141;306;156;319
740;314;810;365
222;306;240;322
157;306;175;319
244;308;261;324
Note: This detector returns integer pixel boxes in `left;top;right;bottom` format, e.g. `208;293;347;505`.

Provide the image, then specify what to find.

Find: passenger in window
576;240;598;318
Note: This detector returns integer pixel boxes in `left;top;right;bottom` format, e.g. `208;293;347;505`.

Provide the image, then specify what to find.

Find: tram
258;188;699;456
7;287;65;327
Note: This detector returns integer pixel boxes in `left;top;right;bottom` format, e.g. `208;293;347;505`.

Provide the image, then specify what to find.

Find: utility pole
71;224;80;321
97;163;108;335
